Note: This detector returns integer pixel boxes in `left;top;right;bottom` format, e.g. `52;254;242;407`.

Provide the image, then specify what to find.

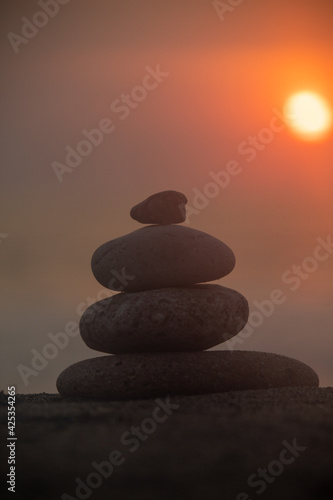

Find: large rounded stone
80;285;249;353
91;225;235;292
56;351;320;399
130;190;187;224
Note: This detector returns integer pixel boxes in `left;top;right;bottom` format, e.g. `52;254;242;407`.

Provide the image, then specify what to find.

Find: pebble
80;285;249;353
56;351;320;399
91;225;235;292
130;190;187;224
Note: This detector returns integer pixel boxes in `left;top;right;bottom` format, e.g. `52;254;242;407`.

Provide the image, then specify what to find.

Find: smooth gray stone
56;351;320;399
80;285;249;353
130;190;187;224
91;225;235;292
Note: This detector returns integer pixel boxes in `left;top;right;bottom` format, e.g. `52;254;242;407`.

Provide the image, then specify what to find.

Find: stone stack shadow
57;191;319;399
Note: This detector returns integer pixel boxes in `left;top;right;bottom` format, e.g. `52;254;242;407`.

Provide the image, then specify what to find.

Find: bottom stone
56;351;319;399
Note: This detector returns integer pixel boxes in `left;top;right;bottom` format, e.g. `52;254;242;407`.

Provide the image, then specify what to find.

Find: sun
284;91;332;141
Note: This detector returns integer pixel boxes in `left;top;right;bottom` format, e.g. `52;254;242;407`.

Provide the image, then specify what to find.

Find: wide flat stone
57;351;319;399
91;225;235;292
80;285;249;353
130;190;187;224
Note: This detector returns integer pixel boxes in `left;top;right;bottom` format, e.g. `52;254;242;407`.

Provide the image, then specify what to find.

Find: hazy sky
1;0;333;392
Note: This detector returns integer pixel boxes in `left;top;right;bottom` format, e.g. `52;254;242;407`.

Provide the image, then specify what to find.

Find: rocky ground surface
1;387;333;500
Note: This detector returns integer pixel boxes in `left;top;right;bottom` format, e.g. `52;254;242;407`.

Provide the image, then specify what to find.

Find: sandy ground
1;387;333;500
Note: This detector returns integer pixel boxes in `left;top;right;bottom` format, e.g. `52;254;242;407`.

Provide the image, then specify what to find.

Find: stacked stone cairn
57;190;319;399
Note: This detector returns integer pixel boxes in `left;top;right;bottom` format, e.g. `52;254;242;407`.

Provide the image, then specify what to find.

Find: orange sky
1;0;333;392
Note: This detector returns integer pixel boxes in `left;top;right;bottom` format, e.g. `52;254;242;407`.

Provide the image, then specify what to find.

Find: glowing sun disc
284;91;332;140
